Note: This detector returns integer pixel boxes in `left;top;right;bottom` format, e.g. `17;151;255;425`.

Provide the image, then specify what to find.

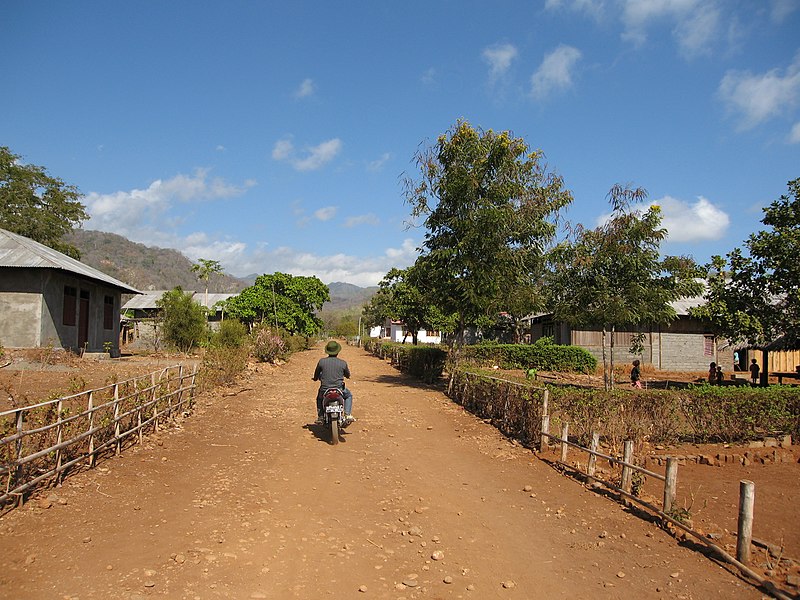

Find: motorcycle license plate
325;405;343;413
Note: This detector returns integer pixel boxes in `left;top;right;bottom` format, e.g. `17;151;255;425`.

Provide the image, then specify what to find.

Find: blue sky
2;1;799;286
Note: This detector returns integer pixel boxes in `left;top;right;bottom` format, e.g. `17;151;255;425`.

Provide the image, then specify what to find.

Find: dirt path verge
0;346;767;599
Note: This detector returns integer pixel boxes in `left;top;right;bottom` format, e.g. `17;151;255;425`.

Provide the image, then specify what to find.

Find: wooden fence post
87;391;96;467
14;409;24;506
663;457;678;514
586;432;600;486
151;372;159;433
539;389;550;451
560;422;570;463
113;383;121;456
189;365;198;409
54;398;64;483
621;440;634;495
737;480;755;565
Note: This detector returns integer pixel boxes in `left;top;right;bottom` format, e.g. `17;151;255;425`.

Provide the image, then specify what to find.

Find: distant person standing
630;359;642;389
749;358;760;386
708;362;717;385
716;365;724;385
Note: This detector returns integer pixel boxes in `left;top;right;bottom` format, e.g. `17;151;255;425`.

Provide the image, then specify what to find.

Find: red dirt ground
0;347;796;599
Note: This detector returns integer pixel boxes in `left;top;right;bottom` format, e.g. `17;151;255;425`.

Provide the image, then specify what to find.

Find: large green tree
0;146;88;258
224;272;329;336
547;184;702;389
367;266;452;344
692;177;800;354
404;120;572;344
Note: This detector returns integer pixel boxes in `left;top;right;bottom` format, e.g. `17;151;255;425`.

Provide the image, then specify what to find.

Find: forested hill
325;282;378;310
66;229;246;292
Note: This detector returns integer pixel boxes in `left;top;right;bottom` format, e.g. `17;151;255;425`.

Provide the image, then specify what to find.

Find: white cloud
421;67;437;85
620;0;721;58
594;194;730;243
313;206;338;221
273;137;343;171
272;138;294;160
344;213;380;228
652;195;730;242
482;43;518;81
294;78;315;99
718;52;800;130
789;122;800;144
770;0;798;23
230;238;420;287
544;0;606;20
367;152;391;172
531;45;582;100
85;169;252;236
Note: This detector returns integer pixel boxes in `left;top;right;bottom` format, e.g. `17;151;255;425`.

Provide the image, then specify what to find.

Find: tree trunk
602;326;609;391
610;324;616;390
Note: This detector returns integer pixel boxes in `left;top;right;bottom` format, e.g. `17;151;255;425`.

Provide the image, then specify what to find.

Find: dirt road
0;346;763;599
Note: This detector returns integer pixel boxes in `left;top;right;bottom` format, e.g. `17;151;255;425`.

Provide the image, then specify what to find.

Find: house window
63;286;77;326
103;295;114;330
542;321;555;340
704;335;715;357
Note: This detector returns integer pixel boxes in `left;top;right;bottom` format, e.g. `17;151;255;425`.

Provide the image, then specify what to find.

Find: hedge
461;337;597;373
362;339;447;383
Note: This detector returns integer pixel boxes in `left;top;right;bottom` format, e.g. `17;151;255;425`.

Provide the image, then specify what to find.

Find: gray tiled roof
0;228;140;294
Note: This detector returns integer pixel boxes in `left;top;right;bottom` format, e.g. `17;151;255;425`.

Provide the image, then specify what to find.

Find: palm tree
190;258;223;313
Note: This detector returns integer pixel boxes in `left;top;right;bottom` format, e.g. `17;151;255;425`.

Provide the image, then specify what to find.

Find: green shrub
200;345;249;388
157;287;207;352
280;331;311;354
213;319;248;348
463;337;597;373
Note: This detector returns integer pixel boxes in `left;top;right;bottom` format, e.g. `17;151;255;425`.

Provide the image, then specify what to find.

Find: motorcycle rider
312;340;355;425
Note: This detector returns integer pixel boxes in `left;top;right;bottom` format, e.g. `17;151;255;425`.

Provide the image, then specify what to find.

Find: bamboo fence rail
0;364;197;509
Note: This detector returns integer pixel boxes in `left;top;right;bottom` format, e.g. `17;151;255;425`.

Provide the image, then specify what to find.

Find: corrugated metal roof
197;293;237;308
0;228;141;294
122;291;236;310
121;291;176;310
671;295;705;316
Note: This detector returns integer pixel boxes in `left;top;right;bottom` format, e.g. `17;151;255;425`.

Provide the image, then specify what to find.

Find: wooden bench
774;371;800;385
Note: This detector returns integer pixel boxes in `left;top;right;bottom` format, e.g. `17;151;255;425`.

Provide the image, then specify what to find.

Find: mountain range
66;229;377;310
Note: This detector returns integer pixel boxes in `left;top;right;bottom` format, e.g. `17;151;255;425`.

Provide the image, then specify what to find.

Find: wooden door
78;290;90;350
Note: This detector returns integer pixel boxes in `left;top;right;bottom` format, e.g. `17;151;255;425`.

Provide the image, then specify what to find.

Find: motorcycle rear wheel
330;418;339;445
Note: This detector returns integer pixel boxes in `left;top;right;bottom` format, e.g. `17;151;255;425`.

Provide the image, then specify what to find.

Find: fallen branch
223;388;254;397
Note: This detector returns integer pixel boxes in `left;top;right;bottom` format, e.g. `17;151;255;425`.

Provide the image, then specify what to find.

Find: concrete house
369;318;442;344
0;228;140;355
525;296;731;372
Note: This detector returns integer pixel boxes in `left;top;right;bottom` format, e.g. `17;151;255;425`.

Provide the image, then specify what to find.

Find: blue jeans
317;387;353;417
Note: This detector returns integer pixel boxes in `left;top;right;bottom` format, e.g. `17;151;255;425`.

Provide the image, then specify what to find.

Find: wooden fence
446;370;791;599
0;364;197;509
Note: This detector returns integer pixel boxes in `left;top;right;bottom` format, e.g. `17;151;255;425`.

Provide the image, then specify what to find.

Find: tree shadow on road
365;373;447;392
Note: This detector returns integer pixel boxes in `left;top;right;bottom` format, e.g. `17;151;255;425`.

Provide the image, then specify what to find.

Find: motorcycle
321;387;346;445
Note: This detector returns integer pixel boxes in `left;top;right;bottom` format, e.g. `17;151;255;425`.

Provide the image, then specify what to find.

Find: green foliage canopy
692;177;800;348
157;287;207;352
0;146;88;258
547;184;702;388
363;266;453;344
224;272;329;336
404;120;573;343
